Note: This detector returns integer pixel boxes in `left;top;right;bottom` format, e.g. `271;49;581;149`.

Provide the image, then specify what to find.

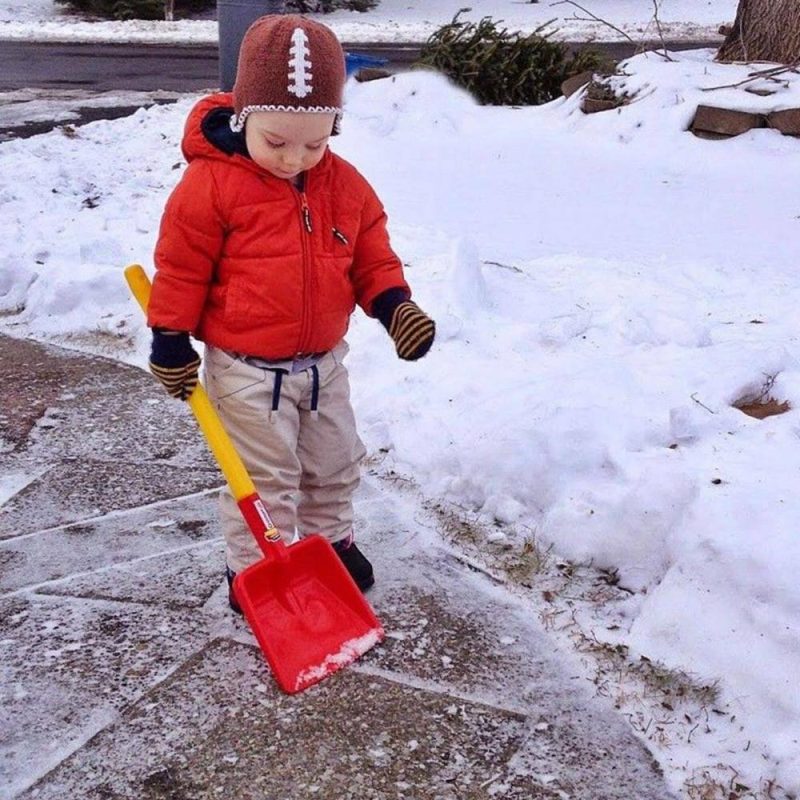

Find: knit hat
230;14;346;134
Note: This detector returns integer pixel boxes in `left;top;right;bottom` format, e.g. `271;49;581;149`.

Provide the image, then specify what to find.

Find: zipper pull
332;227;349;245
301;194;313;234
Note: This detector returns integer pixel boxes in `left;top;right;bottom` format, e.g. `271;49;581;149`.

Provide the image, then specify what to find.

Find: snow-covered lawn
0;0;737;43
1;43;798;799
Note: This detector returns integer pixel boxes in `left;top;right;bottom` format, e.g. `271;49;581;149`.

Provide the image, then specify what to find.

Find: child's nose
283;149;304;169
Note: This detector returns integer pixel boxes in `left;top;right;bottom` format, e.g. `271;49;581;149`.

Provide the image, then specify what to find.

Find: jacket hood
180;92;333;177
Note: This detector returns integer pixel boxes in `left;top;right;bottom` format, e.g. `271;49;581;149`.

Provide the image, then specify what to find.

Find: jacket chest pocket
317;198;355;257
319;223;353;258
331;225;351;249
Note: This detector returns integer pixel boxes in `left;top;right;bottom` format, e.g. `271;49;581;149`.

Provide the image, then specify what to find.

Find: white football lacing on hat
288;27;312;99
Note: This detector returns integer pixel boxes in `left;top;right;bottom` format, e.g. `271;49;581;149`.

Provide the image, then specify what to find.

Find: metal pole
217;0;287;92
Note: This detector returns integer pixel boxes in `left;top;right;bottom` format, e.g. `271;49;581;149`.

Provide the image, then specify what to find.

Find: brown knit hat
230;14;346;134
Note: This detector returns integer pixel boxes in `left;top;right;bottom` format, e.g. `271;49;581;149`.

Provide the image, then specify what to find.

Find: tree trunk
164;0;175;21
717;0;800;64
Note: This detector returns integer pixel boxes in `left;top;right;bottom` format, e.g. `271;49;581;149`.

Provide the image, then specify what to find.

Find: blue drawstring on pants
270;368;286;412
310;364;320;413
267;365;319;418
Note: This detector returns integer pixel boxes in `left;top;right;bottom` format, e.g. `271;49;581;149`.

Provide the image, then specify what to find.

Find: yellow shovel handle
124;264;256;503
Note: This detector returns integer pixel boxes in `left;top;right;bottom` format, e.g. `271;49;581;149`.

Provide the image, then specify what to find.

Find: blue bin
345;52;388;77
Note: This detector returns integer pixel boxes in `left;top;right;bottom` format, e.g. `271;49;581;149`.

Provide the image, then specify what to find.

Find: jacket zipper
295;181;314;355
301;197;313;235
332;227;349;245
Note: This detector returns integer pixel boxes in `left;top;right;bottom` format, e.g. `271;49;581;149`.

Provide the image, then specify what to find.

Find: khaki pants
204;342;366;573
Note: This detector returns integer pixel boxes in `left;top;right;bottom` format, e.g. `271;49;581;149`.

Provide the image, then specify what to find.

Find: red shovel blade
233;535;384;694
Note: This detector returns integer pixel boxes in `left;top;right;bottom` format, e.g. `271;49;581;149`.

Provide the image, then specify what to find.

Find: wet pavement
0;89;188;142
0;333;676;799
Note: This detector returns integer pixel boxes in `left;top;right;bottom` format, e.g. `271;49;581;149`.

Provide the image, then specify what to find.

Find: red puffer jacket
147;93;409;358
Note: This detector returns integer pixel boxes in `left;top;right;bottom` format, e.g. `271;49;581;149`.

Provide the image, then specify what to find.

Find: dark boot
226;566;242;615
332;537;375;591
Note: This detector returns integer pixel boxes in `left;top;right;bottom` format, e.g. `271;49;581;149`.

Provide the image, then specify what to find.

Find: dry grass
502;535;552;585
685;765;794;800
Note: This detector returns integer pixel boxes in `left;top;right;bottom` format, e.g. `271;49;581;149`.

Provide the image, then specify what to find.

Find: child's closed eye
264;139;324;151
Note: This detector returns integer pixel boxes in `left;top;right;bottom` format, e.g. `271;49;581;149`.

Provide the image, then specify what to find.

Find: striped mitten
388;301;436;361
149;329;201;401
373;288;436;361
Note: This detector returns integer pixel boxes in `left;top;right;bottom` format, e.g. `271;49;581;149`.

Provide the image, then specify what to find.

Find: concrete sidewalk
0;333;676;800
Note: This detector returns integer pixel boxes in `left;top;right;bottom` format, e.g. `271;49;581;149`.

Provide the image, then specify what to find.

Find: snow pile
1;0;59;23
1;49;799;794
566;48;800;138
0;100;191;347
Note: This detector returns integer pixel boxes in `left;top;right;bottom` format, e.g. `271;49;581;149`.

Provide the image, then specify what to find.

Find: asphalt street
0;39;716;92
0;41;420;92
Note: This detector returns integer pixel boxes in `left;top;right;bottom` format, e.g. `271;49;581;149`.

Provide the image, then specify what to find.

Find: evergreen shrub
55;0;213;21
416;12;605;106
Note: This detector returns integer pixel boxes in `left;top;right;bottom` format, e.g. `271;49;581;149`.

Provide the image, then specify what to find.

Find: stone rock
354;67;392;83
562;70;594;98
691;129;732;141
766;107;800;136
581;97;619;114
744;87;777;97
690;104;765;137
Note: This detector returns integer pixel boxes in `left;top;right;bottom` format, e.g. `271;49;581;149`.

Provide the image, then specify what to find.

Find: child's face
244;110;336;182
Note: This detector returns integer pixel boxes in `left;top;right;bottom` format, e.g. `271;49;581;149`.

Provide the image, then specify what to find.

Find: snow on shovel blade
234;534;385;694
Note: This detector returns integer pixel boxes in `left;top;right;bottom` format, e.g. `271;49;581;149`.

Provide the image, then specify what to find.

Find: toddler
146;14;435;612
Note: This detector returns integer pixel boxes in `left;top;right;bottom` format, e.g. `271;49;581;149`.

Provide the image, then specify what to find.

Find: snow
2;1;799;796
293;627;385;691
0;472;41;504
0;89;187;131
0;0;736;43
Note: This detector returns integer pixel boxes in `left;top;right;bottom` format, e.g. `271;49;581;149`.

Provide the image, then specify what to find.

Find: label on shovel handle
253;498;281;541
238;493;282;544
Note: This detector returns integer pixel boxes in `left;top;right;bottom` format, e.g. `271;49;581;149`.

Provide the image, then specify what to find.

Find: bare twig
757;372;777;402
701;62;800;92
483;259;523;273
690;393;716;414
551;0;673;61
550;0;636;46
746;62;800;78
740;8;748;64
650;0;675;62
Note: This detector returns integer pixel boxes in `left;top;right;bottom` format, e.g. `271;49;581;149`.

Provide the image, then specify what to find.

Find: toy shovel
125;264;384;693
